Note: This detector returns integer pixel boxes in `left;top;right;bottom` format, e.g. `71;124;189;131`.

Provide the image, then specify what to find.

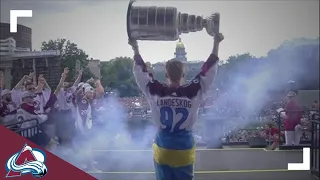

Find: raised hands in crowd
0;65;316;154
0;67;98;142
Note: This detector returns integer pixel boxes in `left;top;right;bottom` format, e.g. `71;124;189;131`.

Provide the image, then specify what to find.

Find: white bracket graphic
10;10;33;33
287;147;310;170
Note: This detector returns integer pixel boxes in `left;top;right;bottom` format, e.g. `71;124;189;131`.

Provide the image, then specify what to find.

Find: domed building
153;38;203;74
174;38;187;62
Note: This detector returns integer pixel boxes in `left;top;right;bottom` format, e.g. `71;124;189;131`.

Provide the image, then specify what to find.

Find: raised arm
13;72;33;89
198;34;223;95
129;39;154;95
54;67;69;95
197;13;224;96
38;74;51;90
36;75;52;103
73;69;83;86
94;79;104;98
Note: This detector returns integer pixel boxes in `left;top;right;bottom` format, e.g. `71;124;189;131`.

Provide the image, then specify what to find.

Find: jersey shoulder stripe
148;80;200;99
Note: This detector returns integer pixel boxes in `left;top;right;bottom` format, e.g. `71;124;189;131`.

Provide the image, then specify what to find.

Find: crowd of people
0;68;106;170
118;96;149;112
114;92;317;146
0;66;319;169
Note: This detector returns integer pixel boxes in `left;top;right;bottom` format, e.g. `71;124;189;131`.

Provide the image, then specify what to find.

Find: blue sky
1;0;319;63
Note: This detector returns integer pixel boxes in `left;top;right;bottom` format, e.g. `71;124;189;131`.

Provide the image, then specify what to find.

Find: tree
145;62;153;72
214;53;257;91
213;38;319;93
99;37;319;97
100;57;140;97
41;39;94;81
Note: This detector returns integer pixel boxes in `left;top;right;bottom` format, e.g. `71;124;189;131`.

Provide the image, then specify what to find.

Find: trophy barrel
179;13;206;33
126;0;136;39
127;0;180;41
127;0;210;41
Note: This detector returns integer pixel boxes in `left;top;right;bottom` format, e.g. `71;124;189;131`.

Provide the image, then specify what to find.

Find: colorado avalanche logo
33;100;40;111
5;144;48;178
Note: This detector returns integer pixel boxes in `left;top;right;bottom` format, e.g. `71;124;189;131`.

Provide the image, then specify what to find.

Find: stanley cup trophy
127;0;220;41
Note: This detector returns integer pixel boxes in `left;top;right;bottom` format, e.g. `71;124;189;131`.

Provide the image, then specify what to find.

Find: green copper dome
176;38;185;49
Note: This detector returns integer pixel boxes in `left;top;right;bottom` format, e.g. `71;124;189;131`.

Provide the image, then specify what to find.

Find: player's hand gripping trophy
129;13;224;55
205;13;224;56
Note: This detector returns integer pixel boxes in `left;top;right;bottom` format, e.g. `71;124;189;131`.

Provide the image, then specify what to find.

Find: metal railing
310;111;319;178
5;119;41;140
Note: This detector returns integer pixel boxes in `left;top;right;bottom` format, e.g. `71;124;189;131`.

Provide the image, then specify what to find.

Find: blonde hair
165;60;184;84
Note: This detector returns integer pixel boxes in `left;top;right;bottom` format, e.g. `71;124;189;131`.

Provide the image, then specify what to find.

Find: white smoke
204;40;319;144
52;94;156;178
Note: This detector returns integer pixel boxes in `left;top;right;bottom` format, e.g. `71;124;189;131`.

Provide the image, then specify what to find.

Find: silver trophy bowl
127;0;217;41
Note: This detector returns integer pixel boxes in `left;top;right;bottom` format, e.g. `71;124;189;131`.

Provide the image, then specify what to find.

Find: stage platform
87;148;317;180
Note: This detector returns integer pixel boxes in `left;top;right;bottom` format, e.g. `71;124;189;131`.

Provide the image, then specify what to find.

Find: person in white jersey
74;79;104;171
56;69;83;146
16;91;58;149
11;73;51;114
16;68;69;150
129;13;224;180
0;71;17;125
0;89;17;125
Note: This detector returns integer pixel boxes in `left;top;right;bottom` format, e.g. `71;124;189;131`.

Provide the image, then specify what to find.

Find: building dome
176;38;185;49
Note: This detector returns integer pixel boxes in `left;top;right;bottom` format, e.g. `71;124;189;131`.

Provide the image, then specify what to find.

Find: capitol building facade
153;38;203;73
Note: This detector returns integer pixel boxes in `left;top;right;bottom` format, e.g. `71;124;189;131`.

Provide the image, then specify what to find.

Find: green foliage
42;37;319;97
153;71;166;83
41;38;93;81
102;38;318;97
82;67;95;81
214;39;319;92
100;57;140;97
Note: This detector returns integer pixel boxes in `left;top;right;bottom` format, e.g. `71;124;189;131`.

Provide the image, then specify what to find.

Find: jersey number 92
160;106;189;132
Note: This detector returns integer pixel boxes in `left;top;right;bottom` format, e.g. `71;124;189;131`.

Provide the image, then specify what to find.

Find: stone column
32;58;36;85
4;67;12;89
